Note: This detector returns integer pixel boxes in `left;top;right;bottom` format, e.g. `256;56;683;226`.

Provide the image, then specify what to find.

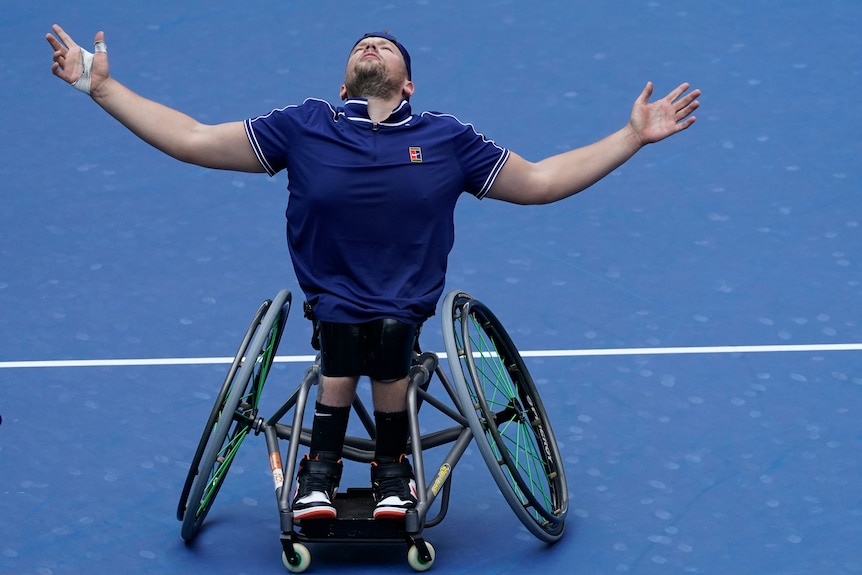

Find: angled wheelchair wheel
176;299;270;522
178;289;292;541
441;291;568;543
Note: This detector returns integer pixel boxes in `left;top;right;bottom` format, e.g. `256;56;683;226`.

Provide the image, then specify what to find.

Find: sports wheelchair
176;289;568;572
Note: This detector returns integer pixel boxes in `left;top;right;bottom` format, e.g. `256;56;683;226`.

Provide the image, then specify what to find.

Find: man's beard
344;61;403;100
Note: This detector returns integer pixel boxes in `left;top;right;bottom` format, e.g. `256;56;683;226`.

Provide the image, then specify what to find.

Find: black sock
310;402;351;461
374;410;409;463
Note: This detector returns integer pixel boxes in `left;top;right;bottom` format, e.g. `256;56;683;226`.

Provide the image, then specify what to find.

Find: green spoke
466;306;559;520
196;315;283;517
197;426;249;515
496;412;553;513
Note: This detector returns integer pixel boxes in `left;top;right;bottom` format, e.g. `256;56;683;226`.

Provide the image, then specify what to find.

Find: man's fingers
677;116;697;131
666;82;691;104
45;33;60;50
637;81;654;105
675;90;701;119
51;24;76;48
674;93;697;111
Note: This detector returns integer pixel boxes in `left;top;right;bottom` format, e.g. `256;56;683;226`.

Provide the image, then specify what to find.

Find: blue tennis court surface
2;1;860;573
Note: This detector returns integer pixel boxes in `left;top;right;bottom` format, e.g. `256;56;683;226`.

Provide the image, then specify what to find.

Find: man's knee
318;375;359;407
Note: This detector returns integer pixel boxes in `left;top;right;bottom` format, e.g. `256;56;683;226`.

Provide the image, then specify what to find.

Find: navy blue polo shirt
244;98;510;323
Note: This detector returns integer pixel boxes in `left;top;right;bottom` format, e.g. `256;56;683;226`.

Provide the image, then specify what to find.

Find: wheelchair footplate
296;488;409;540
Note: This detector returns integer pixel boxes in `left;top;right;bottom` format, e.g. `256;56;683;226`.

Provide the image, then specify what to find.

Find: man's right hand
43;24;264;173
46;24;109;96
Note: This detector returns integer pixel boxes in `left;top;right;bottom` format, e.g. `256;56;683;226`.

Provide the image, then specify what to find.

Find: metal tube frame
253;350;478;562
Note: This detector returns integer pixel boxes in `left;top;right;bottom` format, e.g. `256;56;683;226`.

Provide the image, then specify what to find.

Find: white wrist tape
71;41;106;95
71;48;94;94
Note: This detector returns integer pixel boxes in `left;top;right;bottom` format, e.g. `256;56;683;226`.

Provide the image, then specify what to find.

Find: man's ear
339;84;348;100
402;80;415;100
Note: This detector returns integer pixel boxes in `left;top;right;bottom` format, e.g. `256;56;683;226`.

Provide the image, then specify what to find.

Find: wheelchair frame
176;289;568;572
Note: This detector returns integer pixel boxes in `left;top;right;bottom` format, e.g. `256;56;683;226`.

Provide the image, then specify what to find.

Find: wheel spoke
197;425;250;516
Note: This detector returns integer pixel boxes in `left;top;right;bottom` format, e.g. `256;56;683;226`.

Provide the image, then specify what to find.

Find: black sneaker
292;454;342;521
370;455;418;519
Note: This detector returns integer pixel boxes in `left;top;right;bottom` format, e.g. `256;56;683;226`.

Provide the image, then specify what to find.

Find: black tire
178;289;292;541
441;291;568;542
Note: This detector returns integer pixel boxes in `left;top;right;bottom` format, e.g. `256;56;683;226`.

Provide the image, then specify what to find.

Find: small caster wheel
407;541;435;572
282;543;311;573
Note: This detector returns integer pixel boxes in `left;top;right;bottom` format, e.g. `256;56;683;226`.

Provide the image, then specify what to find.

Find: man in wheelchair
47;25;700;522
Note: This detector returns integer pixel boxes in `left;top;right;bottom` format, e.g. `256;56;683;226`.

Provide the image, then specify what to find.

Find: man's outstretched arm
487;82;700;205
46;24;264;173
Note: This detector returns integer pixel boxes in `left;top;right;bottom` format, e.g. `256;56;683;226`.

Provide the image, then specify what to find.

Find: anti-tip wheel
407;541;436;572
282;543;311;573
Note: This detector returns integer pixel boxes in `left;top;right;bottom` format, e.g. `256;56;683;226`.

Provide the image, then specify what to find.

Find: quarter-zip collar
341;98;414;127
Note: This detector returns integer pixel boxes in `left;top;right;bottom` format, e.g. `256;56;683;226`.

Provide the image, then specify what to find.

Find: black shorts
318;319;420;382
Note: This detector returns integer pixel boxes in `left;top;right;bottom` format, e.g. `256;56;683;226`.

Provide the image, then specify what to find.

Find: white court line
0;343;859;369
